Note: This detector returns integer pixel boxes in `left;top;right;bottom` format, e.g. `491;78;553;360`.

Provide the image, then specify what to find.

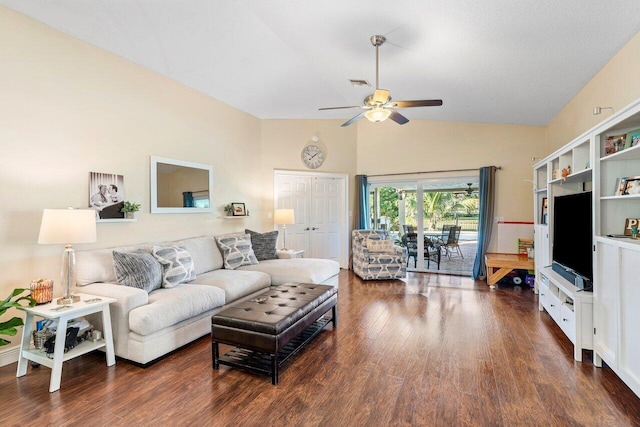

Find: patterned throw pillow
367;238;393;252
215;234;259;270
245;229;278;261
152;244;196;288
112;251;163;293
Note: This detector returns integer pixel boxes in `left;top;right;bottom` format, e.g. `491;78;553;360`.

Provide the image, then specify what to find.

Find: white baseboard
0;346;20;367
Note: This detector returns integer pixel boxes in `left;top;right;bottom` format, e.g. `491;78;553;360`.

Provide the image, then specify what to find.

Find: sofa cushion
128;284;225;336
112;251;162;293
245;229;278;261
189;269;270;302
77;244;151;286
180;236;223;274
215;234;259;270
238;258;340;285
367;238;393;252
152;244;196;288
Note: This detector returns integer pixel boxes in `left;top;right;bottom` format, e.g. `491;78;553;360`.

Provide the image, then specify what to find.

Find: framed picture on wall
231;202;246;216
89;172;125;220
540;197;548;225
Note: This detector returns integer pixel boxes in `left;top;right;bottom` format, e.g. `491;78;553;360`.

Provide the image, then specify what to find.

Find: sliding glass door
369;175;479;275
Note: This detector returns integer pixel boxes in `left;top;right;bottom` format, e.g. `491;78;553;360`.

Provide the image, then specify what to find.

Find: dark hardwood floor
2;270;640;426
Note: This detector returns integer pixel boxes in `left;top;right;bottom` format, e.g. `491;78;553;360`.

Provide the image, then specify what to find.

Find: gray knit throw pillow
112;251;162;293
245;229;278;261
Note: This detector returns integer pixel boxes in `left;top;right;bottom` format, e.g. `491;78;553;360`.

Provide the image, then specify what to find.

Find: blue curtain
472;166;497;279
355;175;370;230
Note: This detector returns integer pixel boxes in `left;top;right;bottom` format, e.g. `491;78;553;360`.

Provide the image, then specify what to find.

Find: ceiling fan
319;35;443;127
453;183;477;196
464;183;476;195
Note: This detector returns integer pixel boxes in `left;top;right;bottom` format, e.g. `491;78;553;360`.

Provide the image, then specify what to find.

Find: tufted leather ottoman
211;282;337;385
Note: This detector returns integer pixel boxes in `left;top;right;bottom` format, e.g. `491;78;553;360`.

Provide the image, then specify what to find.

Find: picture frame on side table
540;197;548;225
231;202;246;216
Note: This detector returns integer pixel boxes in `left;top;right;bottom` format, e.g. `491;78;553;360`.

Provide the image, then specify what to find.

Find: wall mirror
150;156;214;214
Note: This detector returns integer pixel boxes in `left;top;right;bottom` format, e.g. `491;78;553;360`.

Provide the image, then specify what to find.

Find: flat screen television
552;191;593;285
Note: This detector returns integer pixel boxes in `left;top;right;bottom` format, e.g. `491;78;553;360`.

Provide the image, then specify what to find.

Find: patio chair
440;225;463;259
402;233;441;269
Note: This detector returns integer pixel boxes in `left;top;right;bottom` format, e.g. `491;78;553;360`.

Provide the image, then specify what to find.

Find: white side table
16;293;116;392
277;249;305;259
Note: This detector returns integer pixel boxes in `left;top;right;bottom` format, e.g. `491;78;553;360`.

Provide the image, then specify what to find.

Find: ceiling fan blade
318;105;362;111
372;89;390;104
388;110;409;125
341;112;366;127
391;99;443;108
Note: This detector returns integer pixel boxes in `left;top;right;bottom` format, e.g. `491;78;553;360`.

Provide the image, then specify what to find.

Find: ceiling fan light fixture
365;107;391;123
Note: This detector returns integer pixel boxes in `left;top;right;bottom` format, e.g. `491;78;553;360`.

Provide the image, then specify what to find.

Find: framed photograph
626;130;640;149
621;176;640;195
540;197;548;225
89;172;125;220
231;202;246;216
614;178;624;196
624;218;640;235
605;134;626;155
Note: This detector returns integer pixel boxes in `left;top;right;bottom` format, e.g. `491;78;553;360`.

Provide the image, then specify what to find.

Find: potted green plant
224;204;234;216
121;201;141;219
1;289;36;346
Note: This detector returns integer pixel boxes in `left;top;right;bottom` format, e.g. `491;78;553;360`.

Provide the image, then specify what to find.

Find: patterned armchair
352;230;407;280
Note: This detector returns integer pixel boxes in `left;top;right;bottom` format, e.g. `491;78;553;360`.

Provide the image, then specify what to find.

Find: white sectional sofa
74;234;339;365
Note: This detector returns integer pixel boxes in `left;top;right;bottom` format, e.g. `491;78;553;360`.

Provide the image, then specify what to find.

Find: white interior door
310;177;342;262
275;171;348;268
275;174;310;252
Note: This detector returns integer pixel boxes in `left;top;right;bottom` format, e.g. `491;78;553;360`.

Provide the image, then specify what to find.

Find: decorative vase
125;212;134;219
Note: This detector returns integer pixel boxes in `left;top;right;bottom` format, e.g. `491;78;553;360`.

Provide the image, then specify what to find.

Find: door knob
304;227;310;231
312;227;318;230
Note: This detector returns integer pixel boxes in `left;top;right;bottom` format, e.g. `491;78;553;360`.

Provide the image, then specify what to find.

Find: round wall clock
301;144;324;169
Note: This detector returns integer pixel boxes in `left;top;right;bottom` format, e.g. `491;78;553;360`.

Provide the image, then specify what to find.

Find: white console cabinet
538;267;593;361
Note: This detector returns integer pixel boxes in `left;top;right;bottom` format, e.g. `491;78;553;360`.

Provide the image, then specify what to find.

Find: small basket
33;329;54;350
30;279;54;305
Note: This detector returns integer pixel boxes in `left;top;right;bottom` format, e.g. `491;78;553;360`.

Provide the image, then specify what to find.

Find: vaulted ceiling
2;1;640;126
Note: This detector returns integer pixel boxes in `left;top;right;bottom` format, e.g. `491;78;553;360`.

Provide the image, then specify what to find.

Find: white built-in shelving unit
533;97;640;398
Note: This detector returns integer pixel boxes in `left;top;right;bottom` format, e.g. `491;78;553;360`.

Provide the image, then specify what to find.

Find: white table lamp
38;208;97;304
274;209;295;250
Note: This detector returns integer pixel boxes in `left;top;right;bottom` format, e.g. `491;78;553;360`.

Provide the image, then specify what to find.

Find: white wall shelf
97;218;136;223
223;216;249;219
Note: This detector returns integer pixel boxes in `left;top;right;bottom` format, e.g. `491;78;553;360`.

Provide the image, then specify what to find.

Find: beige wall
2;5;638;356
546;31;640;151
356;120;546;222
259;120;358;230
0;8;262;333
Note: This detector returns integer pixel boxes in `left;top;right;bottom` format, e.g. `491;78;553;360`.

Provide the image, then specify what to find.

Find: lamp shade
38;209;97;244
365;107;391;123
274;208;295;225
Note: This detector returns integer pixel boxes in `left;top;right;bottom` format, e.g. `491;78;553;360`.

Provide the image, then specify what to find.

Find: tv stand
538;266;593;362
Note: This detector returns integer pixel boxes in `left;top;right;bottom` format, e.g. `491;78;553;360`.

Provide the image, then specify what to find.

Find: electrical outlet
267;212;272;219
